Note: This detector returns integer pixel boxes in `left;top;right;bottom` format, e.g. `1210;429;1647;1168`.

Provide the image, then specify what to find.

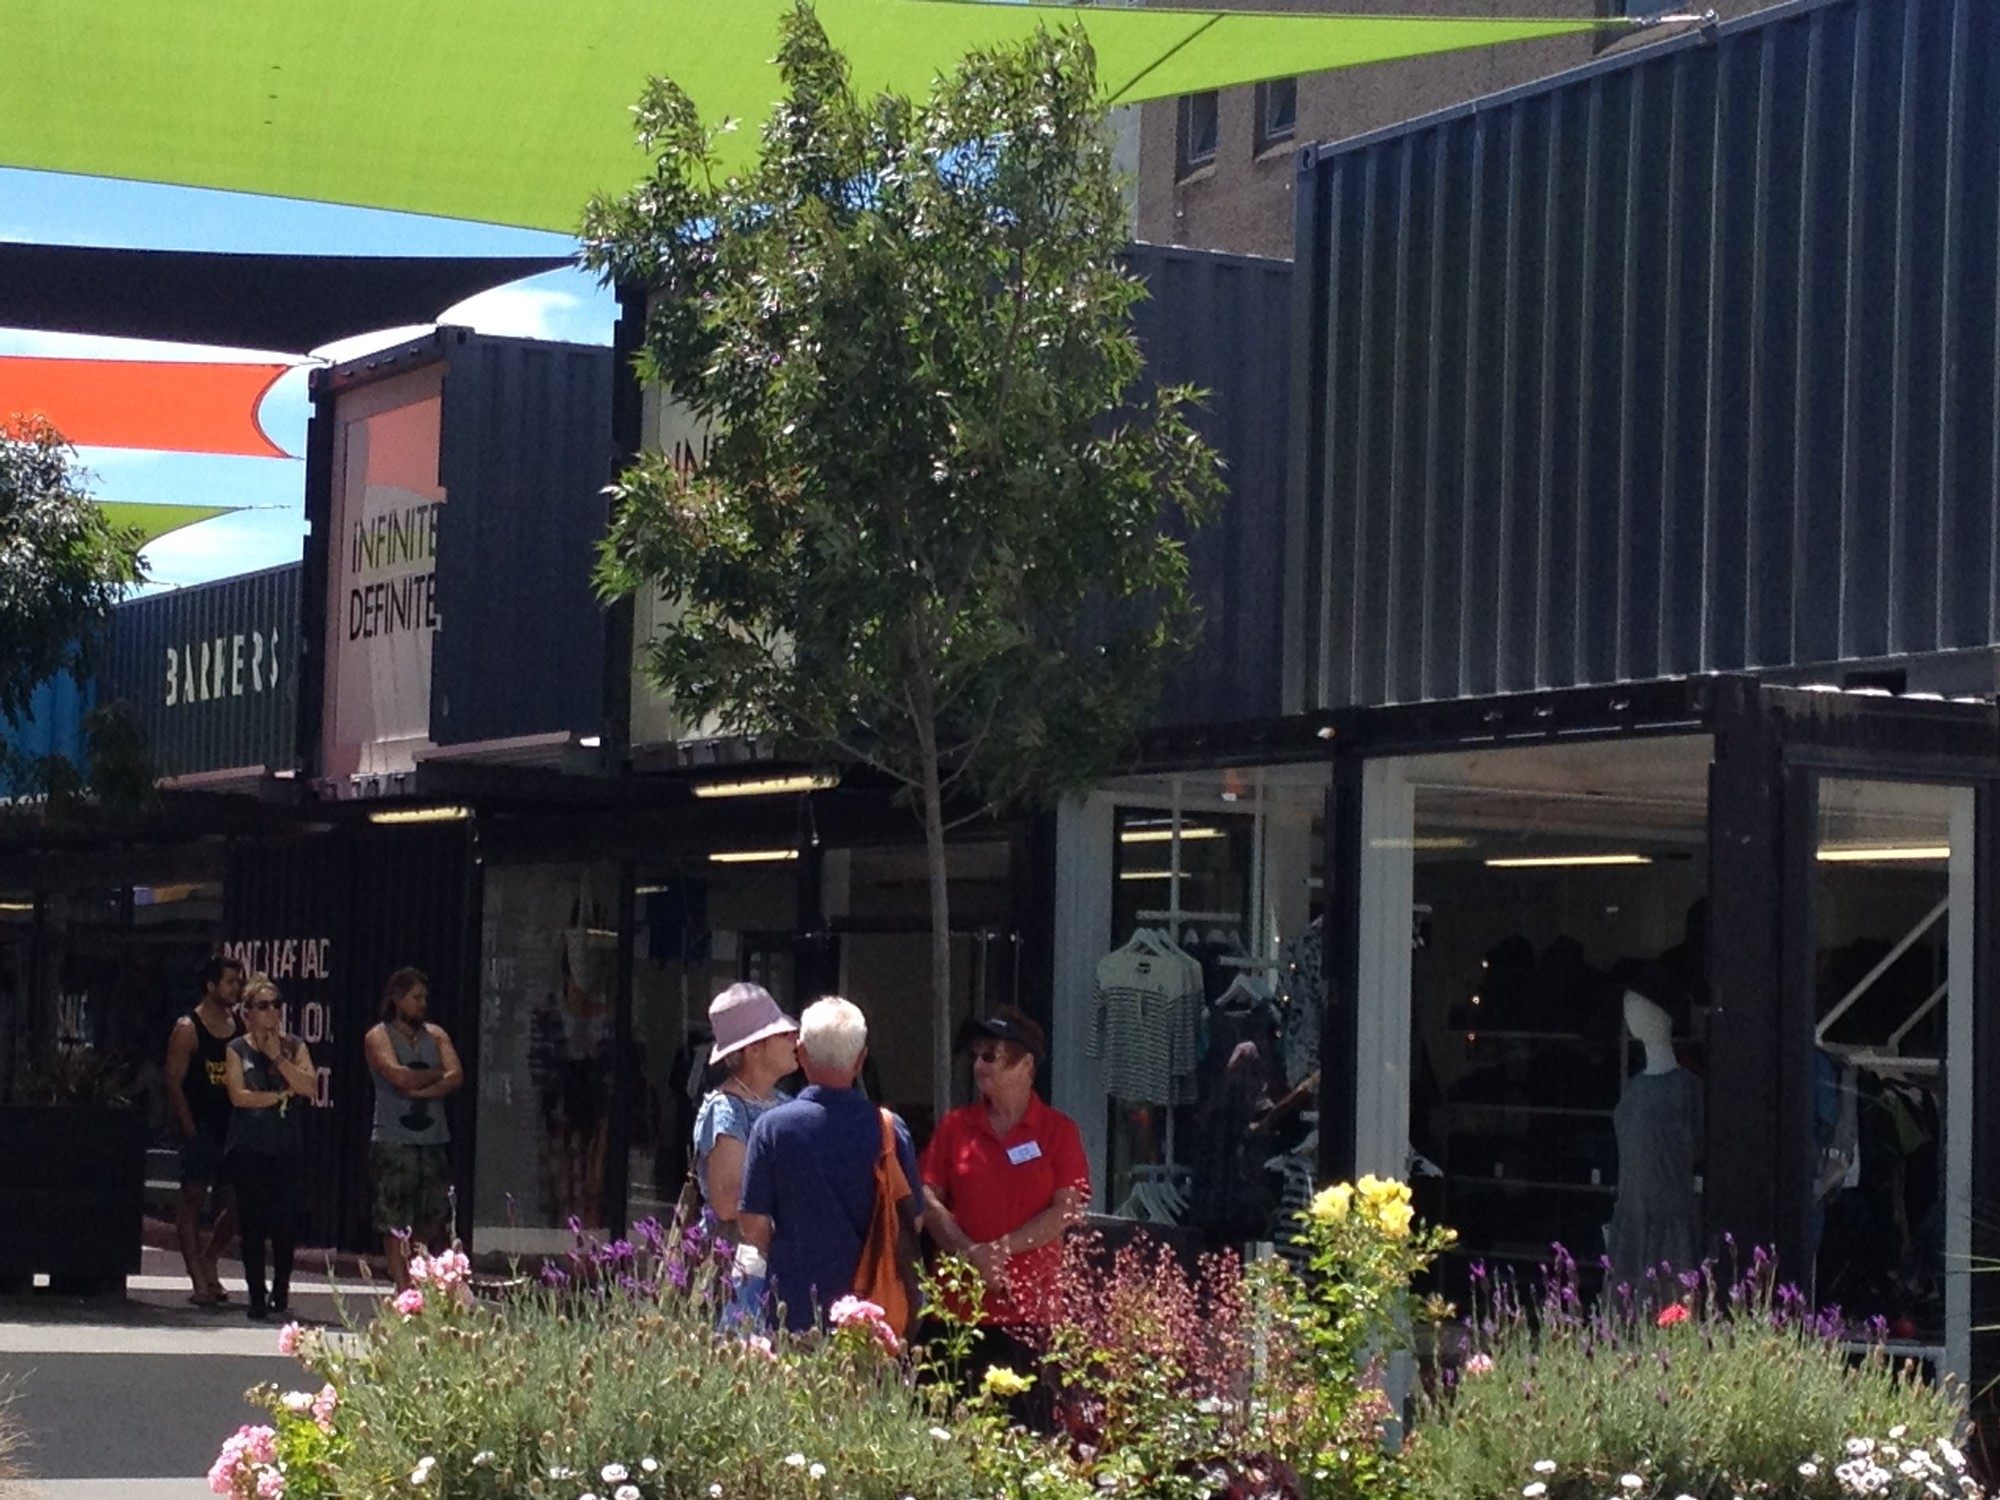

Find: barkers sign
164;626;283;707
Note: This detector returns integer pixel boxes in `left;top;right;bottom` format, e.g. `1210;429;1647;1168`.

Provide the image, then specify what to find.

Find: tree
582;4;1225;1117
0;417;143;791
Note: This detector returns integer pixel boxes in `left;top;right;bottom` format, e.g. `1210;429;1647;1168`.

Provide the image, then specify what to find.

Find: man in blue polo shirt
734;995;923;1332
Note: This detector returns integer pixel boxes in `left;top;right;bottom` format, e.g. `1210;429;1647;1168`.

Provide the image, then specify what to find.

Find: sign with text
324;367;445;778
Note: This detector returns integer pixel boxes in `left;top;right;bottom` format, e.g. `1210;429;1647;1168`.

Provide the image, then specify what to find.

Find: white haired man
733;996;923;1332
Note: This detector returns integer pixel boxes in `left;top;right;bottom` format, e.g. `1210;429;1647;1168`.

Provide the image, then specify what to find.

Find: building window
1177;91;1219;177
1256;78;1297;154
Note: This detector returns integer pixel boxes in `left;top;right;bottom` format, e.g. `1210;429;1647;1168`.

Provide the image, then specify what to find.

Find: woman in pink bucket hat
688;983;798;1227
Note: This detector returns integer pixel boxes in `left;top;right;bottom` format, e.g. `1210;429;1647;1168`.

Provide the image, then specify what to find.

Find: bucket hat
708;982;798;1066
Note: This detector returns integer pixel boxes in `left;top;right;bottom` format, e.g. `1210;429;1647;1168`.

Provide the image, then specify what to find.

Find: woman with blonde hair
223;973;317;1321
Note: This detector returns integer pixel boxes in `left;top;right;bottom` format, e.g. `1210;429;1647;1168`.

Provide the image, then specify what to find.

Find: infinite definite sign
324;371;446;778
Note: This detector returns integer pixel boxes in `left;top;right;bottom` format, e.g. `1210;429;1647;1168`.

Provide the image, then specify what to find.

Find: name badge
1006;1141;1043;1166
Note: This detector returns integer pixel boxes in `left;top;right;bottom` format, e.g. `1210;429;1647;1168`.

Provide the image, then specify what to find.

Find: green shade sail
97;502;239;546
0;0;1596;232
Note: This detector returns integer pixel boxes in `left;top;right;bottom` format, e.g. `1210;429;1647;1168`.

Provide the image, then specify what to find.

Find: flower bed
210;1194;1984;1500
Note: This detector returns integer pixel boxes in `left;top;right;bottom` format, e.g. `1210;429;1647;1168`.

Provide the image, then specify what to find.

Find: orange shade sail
0;356;293;459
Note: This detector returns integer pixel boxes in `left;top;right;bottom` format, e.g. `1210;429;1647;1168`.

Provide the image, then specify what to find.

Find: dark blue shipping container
1289;0;2000;710
302;328;615;768
101;565;299;779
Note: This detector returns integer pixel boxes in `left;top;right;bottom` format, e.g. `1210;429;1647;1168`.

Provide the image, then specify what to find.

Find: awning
0;244;571;352
97;502;241;545
0;0;1599;232
0;356;292;458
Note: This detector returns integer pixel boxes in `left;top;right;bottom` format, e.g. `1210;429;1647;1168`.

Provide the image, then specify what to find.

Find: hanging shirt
1090;944;1202;1106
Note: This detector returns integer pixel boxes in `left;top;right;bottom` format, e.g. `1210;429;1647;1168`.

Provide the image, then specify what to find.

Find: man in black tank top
164;954;245;1306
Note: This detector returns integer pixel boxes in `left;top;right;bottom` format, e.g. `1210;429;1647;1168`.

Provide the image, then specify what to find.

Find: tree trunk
916;714;954;1127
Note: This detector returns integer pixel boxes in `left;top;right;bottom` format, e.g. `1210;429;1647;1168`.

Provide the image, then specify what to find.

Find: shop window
1255;78;1297;155
1177;91;1219;178
1358;737;1713;1303
1810;778;1972;1382
1053;765;1329;1249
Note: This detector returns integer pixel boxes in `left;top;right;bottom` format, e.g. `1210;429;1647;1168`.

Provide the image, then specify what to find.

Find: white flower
1939;1440;1966;1470
616;1488;641;1500
1799;1462;1820;1478
548;1468;575;1482
1533;1461;1558;1475
709;1487;722;1499
1522;1486;1547;1499
809;1463;827;1481
471;1452;495;1469
409;1455;437;1486
1620;1477;1643;1492
928;1427;952;1441
1891;1426;1909;1440
642;1460;659;1475
784;1454;808;1469
603;1466;630;1484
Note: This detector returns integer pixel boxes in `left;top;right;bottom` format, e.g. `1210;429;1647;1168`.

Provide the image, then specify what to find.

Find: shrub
1407;1243;1980;1500
246;1221;984;1500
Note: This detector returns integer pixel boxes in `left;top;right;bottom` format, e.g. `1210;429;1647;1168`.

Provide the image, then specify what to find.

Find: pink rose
276;1322;302;1358
746;1335;778;1362
311;1384;338;1431
1656;1302;1690;1329
1464;1352;1495;1376
256;1468;287;1500
394;1288;425;1318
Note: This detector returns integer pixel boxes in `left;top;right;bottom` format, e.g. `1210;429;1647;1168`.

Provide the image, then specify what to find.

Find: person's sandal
188;1289;223;1306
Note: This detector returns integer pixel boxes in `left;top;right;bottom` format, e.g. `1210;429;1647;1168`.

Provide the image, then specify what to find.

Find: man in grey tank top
363;967;463;1288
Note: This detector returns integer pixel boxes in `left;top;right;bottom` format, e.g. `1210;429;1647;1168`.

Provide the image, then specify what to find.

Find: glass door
1808;777;1973;1384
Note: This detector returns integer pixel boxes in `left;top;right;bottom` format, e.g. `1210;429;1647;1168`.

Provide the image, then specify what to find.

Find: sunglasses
969;1045;1022;1065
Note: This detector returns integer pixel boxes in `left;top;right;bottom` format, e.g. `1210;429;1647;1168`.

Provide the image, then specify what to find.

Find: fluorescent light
1483;854;1653;869
1119;826;1226;844
708;849;800;864
1817;845;1950;863
0;901;33;914
578;736;602;749
1371;836;1475;851
692;773;837;799
1118;870;1178;881
367;806;472;825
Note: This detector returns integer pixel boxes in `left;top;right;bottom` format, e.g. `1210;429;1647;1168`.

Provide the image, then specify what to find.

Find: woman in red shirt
921;1008;1089;1393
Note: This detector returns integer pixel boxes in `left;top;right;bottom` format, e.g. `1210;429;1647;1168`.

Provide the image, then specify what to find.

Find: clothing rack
1136;909;1243;924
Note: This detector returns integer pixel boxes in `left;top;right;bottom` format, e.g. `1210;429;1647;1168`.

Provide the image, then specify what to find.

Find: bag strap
875;1109;912;1209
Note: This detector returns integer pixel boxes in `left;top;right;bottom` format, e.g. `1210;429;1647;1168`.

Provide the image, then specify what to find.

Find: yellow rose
1310;1183;1355;1223
981;1365;1036;1398
1373;1199;1415;1238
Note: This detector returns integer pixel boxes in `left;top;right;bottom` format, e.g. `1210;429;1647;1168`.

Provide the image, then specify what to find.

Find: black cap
958;1006;1046;1061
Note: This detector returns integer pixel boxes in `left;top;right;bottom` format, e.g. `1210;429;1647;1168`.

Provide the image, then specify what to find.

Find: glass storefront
1053;764;1328;1246
1809;777;1972;1380
1357;737;1712;1298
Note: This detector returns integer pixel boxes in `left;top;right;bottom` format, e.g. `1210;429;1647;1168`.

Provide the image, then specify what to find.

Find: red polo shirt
921;1092;1090;1328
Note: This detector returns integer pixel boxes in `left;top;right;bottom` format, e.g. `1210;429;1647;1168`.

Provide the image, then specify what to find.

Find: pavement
0;1245;383;1500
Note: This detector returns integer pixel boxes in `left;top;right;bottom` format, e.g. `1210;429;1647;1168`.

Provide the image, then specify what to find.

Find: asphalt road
0;1246;376;1499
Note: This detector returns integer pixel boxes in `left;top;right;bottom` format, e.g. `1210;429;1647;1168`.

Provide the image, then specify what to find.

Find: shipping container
100;566;298;780
1289;0;2000;711
302;328;615;780
0;671;91;800
221;824;476;1250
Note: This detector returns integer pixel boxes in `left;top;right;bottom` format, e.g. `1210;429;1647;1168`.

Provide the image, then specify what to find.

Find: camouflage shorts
370;1142;452;1238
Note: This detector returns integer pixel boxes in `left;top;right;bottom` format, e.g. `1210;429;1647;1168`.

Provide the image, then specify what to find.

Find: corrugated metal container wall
222;825;475;1251
1289;0;2000;711
102;565;300;776
0;672;91;796
1127;245;1293;728
432;332;616;746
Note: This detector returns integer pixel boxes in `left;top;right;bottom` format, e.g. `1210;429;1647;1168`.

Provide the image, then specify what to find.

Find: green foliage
1407;1252;1975;1500
581;8;1219;813
0;416;142;728
295;1270;983;1498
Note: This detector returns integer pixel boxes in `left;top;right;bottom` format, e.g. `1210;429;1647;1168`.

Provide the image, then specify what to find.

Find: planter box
0;1105;145;1294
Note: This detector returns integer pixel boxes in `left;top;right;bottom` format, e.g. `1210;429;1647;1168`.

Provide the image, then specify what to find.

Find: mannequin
1606;990;1701;1292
